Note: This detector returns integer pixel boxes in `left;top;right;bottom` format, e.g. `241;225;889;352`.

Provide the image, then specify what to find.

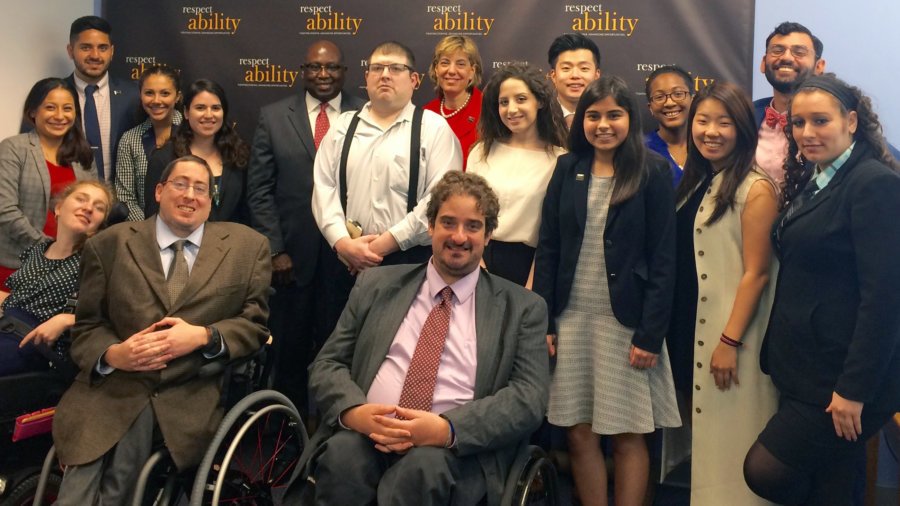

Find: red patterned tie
313;102;329;149
397;286;454;413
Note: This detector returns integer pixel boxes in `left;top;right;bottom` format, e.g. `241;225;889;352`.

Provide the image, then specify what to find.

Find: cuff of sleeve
388;225;413;251
95;347;115;376
323;223;350;249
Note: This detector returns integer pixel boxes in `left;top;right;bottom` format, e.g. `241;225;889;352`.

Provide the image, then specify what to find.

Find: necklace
439;92;471;119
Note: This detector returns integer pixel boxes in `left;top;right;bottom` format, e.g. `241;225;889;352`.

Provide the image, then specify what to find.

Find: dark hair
426;171;500;235
569;75;645;205
23;78;93;169
644;65;693;100
765;21;823;60
371;41;416;69
174;79;249;168
69;16;111;41
547;33;601;68
783;74;899;203
676;82;759;225
159;154;215;188
428;35;483;96
477;64;567;159
136;65;182;122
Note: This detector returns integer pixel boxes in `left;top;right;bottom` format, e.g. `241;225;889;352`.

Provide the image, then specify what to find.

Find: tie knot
439;286;453;305
171;239;187;253
85;84;98;95
320;102;328;112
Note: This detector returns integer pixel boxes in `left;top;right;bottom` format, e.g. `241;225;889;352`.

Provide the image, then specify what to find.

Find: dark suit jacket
247;90;366;285
144;143;249;225
533;152;676;353
286;264;549;506
64;73;141;181
763;141;900;413
52;218;271;469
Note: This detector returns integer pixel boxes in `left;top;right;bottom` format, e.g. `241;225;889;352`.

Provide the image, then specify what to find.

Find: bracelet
444;417;455;448
720;333;743;347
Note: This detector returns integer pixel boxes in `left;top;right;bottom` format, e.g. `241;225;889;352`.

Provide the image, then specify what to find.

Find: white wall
753;0;900;141
0;0;96;138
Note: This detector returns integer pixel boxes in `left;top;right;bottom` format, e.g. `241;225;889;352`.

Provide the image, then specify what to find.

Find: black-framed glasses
301;63;346;74
367;63;414;75
767;44;812;58
162;179;210;198
649;90;691;105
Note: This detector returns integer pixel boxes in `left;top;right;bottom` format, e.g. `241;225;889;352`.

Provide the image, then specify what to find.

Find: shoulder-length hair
23;78;93;169
476;63;567;159
173;78;249;168
569;75;645;205
676;82;758;224
428;35;483;96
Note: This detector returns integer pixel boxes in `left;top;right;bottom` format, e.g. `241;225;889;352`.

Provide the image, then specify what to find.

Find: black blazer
533;152;676;353
246;91;366;286
143;143;249;226
763;142;900;412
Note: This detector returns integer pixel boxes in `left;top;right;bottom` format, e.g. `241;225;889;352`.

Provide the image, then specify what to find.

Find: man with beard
753;21;825;184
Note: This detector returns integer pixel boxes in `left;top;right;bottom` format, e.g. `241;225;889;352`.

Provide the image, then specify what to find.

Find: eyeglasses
767;44;812;58
301;63;346;74
367;63;414;75
162;179;210;197
649;90;691;105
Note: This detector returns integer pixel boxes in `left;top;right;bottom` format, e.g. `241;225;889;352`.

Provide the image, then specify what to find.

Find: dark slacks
268;281;318;415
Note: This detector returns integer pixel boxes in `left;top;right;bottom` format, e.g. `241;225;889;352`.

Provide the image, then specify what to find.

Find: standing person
312;40;461;340
547;34;601;128
247;40;365;413
0;78;95;290
64;15;140;182
144;79;250;225
424;35;483;169
534;76;680;506
744;75;900;505
672;82;779;505
115;65;183;221
644;65;694;186
467;64;567;287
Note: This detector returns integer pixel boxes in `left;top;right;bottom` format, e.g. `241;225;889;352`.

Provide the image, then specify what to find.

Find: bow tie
765;107;787;129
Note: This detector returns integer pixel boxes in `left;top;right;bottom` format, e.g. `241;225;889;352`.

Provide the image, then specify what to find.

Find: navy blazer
533;152;676;353
763;141;900;413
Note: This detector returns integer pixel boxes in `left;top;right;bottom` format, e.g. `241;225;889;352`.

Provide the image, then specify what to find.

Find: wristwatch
202;326;223;355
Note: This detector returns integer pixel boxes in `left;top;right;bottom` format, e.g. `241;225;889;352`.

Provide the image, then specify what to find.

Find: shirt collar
425;259;479;305
305;91;342;114
155;216;205;251
557;98;575;118
360;100;416;129
73;72;109;94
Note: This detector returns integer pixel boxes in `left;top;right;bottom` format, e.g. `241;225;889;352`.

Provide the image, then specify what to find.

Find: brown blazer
52;218;271;469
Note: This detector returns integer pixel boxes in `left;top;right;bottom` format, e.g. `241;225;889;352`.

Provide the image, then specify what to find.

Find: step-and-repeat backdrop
105;0;754;136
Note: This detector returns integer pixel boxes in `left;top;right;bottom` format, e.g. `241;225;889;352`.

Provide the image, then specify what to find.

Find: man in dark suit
52;155;271;505
284;171;549;505
247;40;365;411
65;15;140;183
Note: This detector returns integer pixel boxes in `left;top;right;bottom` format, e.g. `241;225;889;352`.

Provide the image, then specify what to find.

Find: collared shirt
73;73;112;180
156;216;204;276
305;91;342;135
367;261;479;414
810;142;855;195
755;100;789;185
312;101;462;250
558;98;575;121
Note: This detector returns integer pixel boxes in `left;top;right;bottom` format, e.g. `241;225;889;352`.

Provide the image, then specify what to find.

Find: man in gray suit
247;40;365;411
284;171;549;505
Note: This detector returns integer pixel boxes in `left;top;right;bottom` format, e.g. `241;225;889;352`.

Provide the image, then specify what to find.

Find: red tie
765;107;787;130
314;102;330;149
397;286;454;413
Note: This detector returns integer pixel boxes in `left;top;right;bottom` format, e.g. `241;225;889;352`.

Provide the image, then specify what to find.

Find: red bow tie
765;107;787;129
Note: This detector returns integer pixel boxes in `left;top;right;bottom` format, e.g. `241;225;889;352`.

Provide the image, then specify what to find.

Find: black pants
482;241;534;287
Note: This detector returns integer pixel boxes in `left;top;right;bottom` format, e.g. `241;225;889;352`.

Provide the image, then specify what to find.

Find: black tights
743;441;860;506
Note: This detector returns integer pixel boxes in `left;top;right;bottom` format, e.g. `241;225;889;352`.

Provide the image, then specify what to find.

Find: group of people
0;13;897;506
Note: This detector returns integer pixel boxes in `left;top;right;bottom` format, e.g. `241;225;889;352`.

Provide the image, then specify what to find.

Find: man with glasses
312;40;462;341
247;40;365;413
53;155;271;504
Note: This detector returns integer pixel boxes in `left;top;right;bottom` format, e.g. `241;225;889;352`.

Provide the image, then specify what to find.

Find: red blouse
424;87;482;171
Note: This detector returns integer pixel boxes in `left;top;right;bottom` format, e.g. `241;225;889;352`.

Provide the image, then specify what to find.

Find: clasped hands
103;317;208;372
341;403;451;454
335;235;384;275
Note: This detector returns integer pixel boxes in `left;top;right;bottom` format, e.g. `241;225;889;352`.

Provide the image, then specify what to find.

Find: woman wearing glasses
424;35;483;169
744;75;900;505
644;65;693;187
144;79;249;224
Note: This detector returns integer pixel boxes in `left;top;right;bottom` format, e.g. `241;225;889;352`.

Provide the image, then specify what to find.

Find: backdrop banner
105;0;755;139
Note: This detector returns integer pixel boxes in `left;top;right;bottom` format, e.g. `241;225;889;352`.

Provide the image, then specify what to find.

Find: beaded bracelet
720;333;744;347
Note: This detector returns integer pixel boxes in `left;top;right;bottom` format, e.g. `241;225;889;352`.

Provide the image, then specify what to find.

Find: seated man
52;155;271;504
284;171;549;505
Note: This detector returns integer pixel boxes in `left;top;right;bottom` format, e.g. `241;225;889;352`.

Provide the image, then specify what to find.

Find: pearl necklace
440;92;471;119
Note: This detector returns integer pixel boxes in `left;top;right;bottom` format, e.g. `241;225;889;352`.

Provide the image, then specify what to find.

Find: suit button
609;272;617;279
696;228;702;234
701;296;708;302
605;239;613;247
700;274;708;280
707;189;712;195
152;391;159;398
696;407;702;413
698;340;704;346
695;385;701;390
698;250;704;256
697;362;702;368
699;318;706;324
699;206;704;212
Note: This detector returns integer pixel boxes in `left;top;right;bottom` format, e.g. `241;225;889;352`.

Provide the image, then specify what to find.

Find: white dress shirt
305;92;342;134
73;73;113;180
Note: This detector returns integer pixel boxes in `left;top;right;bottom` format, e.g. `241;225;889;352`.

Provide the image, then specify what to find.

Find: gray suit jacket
247;90;366;285
290;263;549;505
52;218;271;469
0;132;95;268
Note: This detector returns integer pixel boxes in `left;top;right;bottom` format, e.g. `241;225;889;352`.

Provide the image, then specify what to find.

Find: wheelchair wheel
2;472;61;506
502;445;559;506
190;390;307;506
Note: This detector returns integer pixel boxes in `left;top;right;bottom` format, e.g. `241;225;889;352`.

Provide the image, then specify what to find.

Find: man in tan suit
52;155;271;504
